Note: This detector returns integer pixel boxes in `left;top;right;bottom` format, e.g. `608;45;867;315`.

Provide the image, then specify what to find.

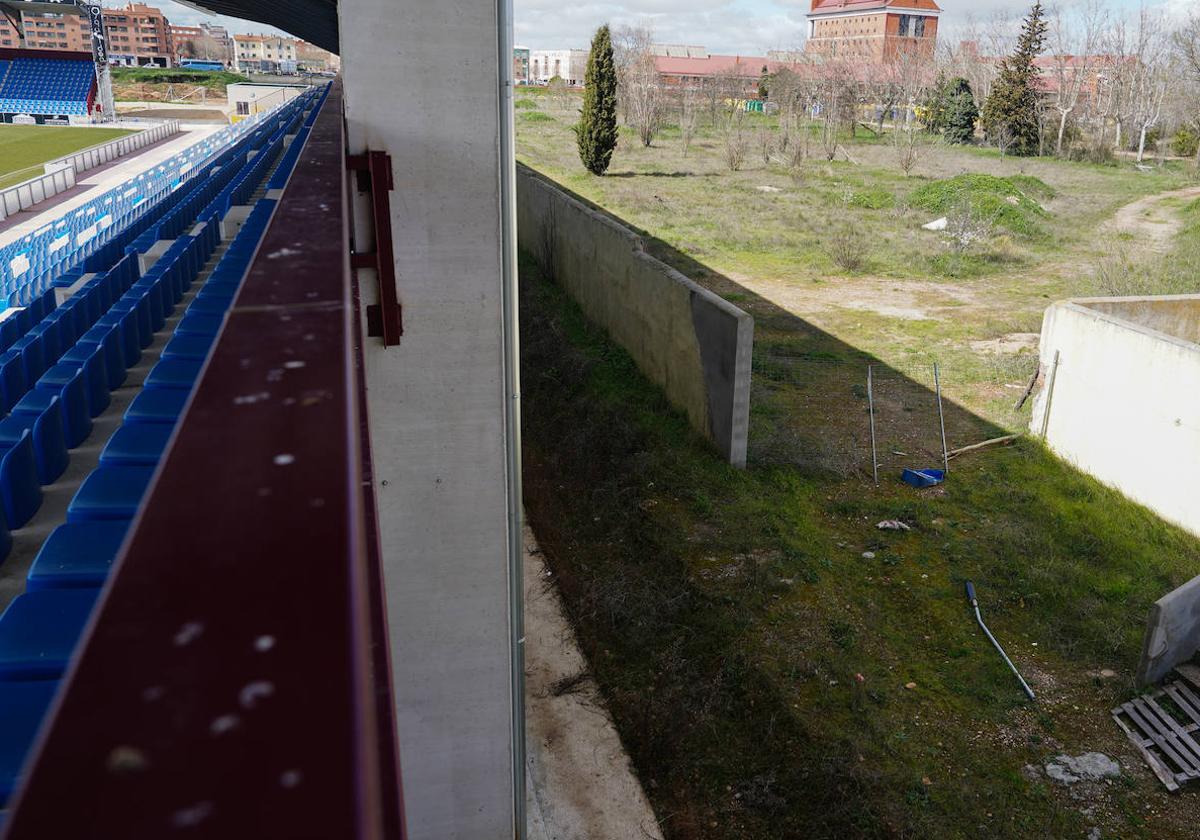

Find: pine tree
577;25;618;176
944;78;979;145
981;1;1048;156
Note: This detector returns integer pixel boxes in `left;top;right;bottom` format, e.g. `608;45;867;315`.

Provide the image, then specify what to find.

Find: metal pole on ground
1040;350;1061;441
934;362;949;474
868;365;878;486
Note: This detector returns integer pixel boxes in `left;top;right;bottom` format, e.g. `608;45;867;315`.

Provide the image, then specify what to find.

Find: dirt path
1108;184;1200;250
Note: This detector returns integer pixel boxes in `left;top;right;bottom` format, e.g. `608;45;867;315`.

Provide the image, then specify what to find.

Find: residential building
296;38;338;73
529;49;586;85
170;21;233;66
513;45;529;84
806;0;941;63
103;3;173;67
234;33;297;74
0;11;89;52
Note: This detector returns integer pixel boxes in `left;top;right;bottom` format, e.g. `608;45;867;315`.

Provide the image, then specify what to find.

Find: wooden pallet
1113;677;1200;791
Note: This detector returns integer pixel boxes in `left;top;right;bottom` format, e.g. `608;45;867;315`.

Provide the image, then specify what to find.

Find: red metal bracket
347;150;402;346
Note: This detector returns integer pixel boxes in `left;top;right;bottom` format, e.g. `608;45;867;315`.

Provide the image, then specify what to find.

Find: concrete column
338;1;519;838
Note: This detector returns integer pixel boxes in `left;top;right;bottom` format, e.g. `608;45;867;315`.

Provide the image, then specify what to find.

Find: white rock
922;217;948;231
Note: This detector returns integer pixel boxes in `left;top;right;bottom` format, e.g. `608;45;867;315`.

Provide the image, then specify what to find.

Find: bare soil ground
1108;185;1200;250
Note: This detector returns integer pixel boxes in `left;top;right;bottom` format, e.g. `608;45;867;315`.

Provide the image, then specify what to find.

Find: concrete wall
340;0;519;837
1032;296;1200;536
517;166;753;467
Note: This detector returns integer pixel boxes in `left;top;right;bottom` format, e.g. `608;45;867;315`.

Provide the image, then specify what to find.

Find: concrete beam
1138;574;1200;686
339;0;520;837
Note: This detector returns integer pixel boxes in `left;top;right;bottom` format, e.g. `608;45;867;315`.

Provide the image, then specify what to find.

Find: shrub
1171;128;1199;160
910;174;1052;237
847;187;895;210
520;111;554;123
825;225;868;272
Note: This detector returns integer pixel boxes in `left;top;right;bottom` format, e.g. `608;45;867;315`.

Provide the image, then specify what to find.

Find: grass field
517;91;1200;839
0;124;137;189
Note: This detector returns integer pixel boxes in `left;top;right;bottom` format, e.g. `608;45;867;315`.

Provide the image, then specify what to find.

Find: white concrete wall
339;0;519;838
1032;297;1200;536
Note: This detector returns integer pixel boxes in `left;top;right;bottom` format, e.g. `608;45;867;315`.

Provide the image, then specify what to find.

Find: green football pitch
0;124;137;189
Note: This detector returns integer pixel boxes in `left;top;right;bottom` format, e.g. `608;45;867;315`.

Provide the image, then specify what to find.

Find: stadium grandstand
0;0;527;838
0;49;98;121
0;0;114;123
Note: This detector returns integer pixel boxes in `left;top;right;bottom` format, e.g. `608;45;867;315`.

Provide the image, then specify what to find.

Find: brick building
0;10;89;51
103;3;173;67
806;0;941;63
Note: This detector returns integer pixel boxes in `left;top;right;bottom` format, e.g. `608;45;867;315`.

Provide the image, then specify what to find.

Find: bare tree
720;104;748;171
893;122;925;175
1047;1;1107;157
1125;8;1171;163
1175;11;1200;166
678;89;698;157
615;25;666;147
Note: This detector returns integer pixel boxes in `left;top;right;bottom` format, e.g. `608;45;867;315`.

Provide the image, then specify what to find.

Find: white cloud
515;0;1180;55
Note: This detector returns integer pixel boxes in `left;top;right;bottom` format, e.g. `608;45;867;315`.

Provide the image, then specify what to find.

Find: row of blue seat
0;84;326;804
0;91;313;300
0;58;92;117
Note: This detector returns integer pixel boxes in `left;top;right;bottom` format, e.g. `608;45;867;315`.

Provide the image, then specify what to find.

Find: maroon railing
4;80;405;838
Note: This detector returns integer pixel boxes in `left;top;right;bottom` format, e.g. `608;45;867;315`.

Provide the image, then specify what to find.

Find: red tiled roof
810;0;941;13
654;54;786;79
811;0;890;10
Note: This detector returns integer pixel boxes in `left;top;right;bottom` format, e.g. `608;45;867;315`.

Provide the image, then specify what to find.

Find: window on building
914;17;926;38
898;15;911;37
236;101;249;115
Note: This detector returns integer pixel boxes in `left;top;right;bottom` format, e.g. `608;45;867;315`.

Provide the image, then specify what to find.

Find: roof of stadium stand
173;0;338;53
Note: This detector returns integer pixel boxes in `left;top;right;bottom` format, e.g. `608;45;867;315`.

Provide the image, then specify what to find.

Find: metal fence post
868;365;879;486
934;362;949;474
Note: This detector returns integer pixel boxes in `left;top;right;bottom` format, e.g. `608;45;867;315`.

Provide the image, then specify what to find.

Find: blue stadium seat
0;589;99;679
0;397;68;487
100;425;173;467
66;466;155;522
0;431;41;528
124;389;188;425
0;681;59;805
27;522;129;590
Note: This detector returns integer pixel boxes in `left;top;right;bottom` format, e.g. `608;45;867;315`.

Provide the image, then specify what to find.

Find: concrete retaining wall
1031;295;1200;536
516;165;753;467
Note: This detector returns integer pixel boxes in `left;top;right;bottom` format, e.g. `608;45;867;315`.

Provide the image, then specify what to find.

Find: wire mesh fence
748;348;996;481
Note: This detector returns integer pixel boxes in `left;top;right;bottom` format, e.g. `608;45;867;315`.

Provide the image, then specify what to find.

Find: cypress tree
577;25;618;176
981;1;1048;155
758;66;770;100
944;78;979;145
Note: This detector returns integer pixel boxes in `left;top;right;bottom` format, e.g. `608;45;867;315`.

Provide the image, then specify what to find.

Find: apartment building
806;0;941;63
234;33;297;74
170;21;233;66
103;3;173;67
529;49;586;85
295;38;338;73
0;11;88;51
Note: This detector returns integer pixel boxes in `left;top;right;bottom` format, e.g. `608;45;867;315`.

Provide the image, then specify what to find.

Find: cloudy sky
148;0;1190;53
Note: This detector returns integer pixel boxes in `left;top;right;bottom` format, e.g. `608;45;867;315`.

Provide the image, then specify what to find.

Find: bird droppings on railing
238;681;275;710
172;621;203;647
209;715;240;735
